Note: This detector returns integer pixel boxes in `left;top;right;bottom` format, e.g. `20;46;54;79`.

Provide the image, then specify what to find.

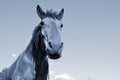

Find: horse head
35;5;64;59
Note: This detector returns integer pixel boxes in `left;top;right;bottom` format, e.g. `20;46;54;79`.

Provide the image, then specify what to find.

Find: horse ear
57;8;64;20
36;5;46;19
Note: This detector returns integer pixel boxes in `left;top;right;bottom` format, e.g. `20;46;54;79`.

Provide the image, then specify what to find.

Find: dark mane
27;24;49;80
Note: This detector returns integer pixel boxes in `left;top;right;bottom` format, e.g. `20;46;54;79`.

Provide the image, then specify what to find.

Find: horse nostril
48;42;52;48
61;42;63;45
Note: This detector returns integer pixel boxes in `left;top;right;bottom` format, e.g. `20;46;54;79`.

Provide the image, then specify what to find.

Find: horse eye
40;21;44;25
60;24;63;28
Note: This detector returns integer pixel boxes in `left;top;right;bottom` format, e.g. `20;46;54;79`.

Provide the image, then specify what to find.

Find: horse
0;5;64;80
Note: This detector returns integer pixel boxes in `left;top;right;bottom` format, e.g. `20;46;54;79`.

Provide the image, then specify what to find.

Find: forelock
46;9;58;20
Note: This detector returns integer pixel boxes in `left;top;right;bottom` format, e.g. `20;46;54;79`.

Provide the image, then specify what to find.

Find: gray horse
0;5;64;80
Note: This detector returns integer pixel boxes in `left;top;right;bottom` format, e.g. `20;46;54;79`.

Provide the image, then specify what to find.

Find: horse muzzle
47;42;63;59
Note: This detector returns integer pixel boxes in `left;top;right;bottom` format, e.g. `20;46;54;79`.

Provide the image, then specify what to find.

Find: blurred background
0;0;120;80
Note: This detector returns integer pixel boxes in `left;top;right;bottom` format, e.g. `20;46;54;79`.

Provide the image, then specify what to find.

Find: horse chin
48;53;61;59
46;49;61;59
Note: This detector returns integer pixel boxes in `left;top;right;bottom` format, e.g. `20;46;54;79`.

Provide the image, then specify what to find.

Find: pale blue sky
0;0;120;80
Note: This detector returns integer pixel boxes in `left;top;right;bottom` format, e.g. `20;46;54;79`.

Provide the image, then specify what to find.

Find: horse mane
26;24;49;80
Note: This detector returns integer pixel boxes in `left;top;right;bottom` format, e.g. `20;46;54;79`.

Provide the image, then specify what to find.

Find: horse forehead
44;18;61;25
42;18;61;33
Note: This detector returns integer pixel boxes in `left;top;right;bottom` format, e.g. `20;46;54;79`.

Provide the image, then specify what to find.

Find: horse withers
0;5;64;80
